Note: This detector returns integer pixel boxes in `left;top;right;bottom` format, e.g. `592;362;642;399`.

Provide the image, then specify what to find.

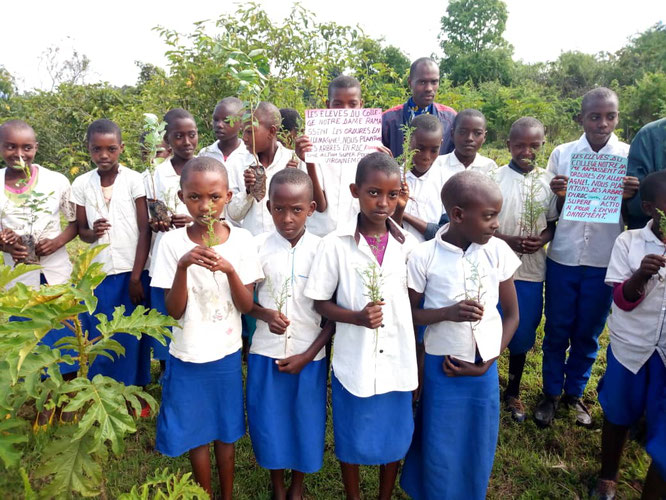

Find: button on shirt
547;134;630;268
403;156;449;243
250;230;324;360
151;224;263;363
407;225;521;362
71;165;146;275
605;221;666;374
304;217;418;397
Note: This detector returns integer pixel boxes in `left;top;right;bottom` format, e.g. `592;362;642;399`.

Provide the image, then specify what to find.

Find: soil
18;234;39;265
249;164;267;202
148;199;172;225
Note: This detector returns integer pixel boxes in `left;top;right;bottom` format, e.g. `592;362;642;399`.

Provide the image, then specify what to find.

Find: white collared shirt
71;165;146;275
1;165;76;287
605;221;666;374
304;217;418;397
403;156;449;242
496;165;558;282
150;224;263;363
440;152;498;212
198;139;253;168
547;133;630;268
407;225;521;362
307;160;360;237
250;230;324;360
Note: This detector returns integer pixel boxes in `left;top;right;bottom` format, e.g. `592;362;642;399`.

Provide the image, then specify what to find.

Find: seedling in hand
358;262;384;354
142;113;172;225
396;124;417;183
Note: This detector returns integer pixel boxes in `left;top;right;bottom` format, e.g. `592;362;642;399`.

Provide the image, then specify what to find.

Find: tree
547;51;611;97
39;46;91;91
0;66;15;99
609;22;666;86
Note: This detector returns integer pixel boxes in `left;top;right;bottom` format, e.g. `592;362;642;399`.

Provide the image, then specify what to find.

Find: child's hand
503;235;525;254
92;218;111;239
637;254;666;279
373;144;394;158
178;246;220;270
208;252;235;275
294;135;313;163
265;309;290;335
171;214;193;228
5;239;28;261
276;353;310;374
35;237;59;257
149;218;171;232
0;228;19;247
550;175;568;197
448;300;484;322
622;176;640;200
356;301;385;329
129;277;145;305
442;356;492;377
397;181;410;210
521;235;546;254
286;157;299;169
243;168;256;194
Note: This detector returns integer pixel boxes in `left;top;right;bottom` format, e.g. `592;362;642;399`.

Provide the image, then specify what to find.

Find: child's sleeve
130;173;147;200
604;234;631;285
235;233;264;285
546;147;562;176
150;234;178;290
495;239;522;281
407;245;428;293
303;237;339;300
70;176;85;207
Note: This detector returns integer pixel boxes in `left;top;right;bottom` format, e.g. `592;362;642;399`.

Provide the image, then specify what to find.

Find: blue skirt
85;271;151;386
401;354;499;500
144;286;171;361
331;372;413;465
507;280;543;355
647;385;666;479
156;351;245;457
247;354;327;472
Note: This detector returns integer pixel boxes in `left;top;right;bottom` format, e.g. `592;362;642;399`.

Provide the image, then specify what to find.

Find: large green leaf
0;418;28;469
118;468;209;500
69;246;108;313
0;263;41;289
95;305;176;343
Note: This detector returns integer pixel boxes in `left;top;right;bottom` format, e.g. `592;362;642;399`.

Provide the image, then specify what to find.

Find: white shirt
496;165;558;282
439;152;498;212
226;142;304;235
198;139;254;173
407;225;521;362
1;165;75;287
304;217;418;397
250;230;324;360
71;165;146;275
547;133;630;268
150;224;263;363
403;156;449;242
307;160;360;237
605;221;666;374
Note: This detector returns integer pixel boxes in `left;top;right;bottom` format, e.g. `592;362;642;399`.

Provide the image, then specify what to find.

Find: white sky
2;0;664;91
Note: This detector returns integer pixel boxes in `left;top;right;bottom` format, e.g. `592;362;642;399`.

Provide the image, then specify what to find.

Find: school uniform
400;225;521;500
151;223;263;457
597;222;666;465
247;230;326;473
403;156;448;243
543;133;630;398
71;165;151;386
307;160;359;237
496;163;557;354
304;217;418;465
198;139;254;169
1;165;78;374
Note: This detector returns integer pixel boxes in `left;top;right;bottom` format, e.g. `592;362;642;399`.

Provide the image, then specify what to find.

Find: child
226;101;305;235
198;97;253;169
72;119;152;387
304;153;417;500
494;117;557;422
151;157;262;498
536;87;640;427
591;170;666;499
400;170;520;499
247;168;333;500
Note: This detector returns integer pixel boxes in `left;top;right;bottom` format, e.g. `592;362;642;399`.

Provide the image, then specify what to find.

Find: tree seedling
396;124;417;183
14;189;54;265
142;113;172;225
519;169;547;241
267;274;292;356
358;262;384;354
461;256;486;334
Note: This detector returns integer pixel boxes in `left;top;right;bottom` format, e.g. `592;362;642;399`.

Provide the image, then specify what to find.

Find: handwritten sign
304;108;382;164
561;153;627;223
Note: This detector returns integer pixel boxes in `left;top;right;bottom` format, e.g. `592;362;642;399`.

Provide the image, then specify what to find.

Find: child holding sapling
590;170;666;499
400;170;520;500
247;169;333;500
151;157;262;498
304;152;417;500
493;117;558;422
536;88;640;428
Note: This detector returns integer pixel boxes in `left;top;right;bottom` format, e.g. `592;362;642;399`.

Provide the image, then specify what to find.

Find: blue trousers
542;259;612;398
507;280;543;355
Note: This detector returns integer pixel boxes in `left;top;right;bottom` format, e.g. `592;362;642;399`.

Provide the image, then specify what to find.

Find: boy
535;87;640;427
400;170;520;499
494;117;557;422
247;168;333;500
591;170;666;499
198;97;253;169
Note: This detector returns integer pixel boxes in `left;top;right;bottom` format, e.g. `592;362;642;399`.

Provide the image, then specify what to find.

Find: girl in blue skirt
305;153;418;500
401;171;520;500
151;157;262;498
248;169;333;500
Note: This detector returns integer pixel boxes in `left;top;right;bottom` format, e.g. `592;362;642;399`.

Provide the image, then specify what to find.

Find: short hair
279;108;301;133
327;75;361;100
214;97;243;115
253;101;281;128
411;114;443;135
269;168;313;200
441;170;502;213
163;108;195;135
355;152;401;185
86;119;122;144
640;170;666;203
453;109;487;131
409;57;438;78
0;119;35;142
508;116;545;140
180;156;228;188
581;87;619;113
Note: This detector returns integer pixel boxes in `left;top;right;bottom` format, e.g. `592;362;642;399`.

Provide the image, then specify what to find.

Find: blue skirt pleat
156;350;245;457
247;353;327;472
401;354;500;500
144;286;171;361
331;371;413;465
85;271;151;386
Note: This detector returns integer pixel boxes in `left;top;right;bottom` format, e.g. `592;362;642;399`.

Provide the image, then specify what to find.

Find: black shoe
561;394;593;427
534;393;559;427
504;395;527;423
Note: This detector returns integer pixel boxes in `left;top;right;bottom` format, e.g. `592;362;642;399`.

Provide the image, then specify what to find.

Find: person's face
351;169;402;225
213;105;242;143
88;133;124;172
450;191;503;245
242;119;274;157
410;130;442;174
408;62;440;108
0;127;38;168
579;98;619;151
507;127;545;171
166;118;198;161
179;170;232;226
267;183;316;243
326;87;363;109
453;116;487;159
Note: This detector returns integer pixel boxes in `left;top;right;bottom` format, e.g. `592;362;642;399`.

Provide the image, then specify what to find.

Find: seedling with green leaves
267;274;292;356
201;200;220;248
396;124;418;183
656;208;666;282
13;189;55;265
142;113;172;225
519;169;548;240
358;262;384;354
461;256;486;334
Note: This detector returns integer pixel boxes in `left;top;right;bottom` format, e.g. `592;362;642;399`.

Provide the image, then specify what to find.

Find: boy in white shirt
198;97;253;171
247;169;333;500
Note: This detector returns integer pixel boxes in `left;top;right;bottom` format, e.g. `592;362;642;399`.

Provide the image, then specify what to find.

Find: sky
2;0;664;91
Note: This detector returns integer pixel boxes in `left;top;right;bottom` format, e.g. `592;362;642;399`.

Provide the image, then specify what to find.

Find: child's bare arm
76;204;107;243
521;220;556;254
392;181;410;226
409;288;484;326
498;277;519;352
250;300;290;334
36;221;77;257
622;254;666;302
276;320;335;374
494;231;524;254
129;196;151;304
402;213;428;235
314;299;383;329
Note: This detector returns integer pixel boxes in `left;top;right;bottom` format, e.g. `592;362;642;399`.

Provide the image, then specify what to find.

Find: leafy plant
518;169;548;239
395;124;417;182
142;113;172;225
357;262;384;354
201;200;219;248
12;189;55;265
118;468;208;499
461;256;486;333
267;275;292;356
